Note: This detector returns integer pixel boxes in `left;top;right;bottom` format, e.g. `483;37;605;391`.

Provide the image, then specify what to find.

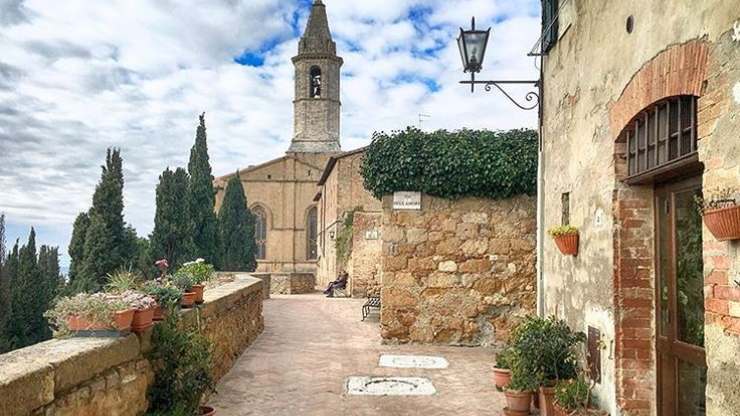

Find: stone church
214;0;343;275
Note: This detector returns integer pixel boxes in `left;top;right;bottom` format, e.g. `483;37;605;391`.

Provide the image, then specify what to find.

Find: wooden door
655;177;707;416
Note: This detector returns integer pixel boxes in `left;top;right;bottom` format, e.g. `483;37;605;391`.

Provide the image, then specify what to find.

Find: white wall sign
393;191;421;210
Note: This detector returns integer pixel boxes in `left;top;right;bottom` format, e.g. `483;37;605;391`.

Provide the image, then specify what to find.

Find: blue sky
0;0;540;269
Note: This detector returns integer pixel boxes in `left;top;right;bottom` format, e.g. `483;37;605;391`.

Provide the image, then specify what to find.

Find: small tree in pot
493;346;515;389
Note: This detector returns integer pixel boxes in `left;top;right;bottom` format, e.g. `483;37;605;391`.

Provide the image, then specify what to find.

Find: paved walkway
209;293;506;416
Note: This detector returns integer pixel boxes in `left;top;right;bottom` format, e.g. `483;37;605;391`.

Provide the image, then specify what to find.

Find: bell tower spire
288;0;342;153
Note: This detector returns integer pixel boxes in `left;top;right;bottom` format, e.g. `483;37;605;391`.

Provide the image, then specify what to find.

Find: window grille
253;207;267;260
622;96;698;180
307;207;318;260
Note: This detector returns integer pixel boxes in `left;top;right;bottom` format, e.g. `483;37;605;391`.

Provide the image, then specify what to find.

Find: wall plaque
392;192;421;210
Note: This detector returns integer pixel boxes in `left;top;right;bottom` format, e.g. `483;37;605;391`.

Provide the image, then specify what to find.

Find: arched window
620;95;698;182
252;206;267;260
309;66;322;98
306;206;318;260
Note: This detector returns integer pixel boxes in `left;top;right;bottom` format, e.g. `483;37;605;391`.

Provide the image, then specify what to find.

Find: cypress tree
151;167;194;269
0;214;8;351
37;245;60;340
0;240;19;352
68;211;90;283
217;174;257;272
6;229;45;348
77;148;131;289
187;113;218;264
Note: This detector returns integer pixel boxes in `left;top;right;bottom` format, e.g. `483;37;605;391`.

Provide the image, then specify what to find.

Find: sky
0;0;540;269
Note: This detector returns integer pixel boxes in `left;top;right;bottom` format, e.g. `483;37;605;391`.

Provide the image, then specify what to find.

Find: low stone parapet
217;271;271;300
0;275;264;416
270;272;316;294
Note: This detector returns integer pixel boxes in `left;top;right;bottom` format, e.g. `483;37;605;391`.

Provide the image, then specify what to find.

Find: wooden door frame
653;174;705;416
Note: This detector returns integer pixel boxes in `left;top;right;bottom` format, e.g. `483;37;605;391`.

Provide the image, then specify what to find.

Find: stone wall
219;272;271;300
347;212;382;297
0;275;264;416
270;272;316;294
380;194;536;346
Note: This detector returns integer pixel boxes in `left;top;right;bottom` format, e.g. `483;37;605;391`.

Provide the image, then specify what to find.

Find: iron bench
362;296;381;321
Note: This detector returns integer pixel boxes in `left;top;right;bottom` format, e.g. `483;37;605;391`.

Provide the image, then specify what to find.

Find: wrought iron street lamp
457;17;540;110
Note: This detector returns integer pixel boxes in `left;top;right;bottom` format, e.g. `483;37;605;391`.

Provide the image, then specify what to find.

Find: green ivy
361;127;538;200
335;207;361;267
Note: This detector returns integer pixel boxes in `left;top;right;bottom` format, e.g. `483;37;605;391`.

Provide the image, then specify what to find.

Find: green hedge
361;127;538;200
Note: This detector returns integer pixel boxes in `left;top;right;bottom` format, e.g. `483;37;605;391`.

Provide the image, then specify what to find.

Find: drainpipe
536;52;546;317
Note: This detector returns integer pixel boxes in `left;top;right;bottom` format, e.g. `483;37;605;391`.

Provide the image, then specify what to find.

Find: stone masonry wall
348;212;382;297
270;272;316;294
380;194;536;346
0;275;264;416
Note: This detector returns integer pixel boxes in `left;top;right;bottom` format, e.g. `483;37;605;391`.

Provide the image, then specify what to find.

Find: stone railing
0;275;264;416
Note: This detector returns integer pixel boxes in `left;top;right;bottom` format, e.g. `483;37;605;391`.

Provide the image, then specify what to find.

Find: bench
332;286;349;298
362;296;381;321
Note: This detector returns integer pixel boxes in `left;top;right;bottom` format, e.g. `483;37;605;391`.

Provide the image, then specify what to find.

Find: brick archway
610;40;708;416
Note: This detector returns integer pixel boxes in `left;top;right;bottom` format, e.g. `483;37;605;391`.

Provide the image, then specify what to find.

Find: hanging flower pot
548;226;579;256
702;205;740;241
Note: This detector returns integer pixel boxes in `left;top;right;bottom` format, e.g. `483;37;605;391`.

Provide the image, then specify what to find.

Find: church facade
214;0;342;274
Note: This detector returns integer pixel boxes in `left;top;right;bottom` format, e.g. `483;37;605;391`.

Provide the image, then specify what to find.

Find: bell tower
288;0;342;153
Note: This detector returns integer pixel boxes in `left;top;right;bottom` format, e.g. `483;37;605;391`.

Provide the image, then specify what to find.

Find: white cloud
0;0;540;266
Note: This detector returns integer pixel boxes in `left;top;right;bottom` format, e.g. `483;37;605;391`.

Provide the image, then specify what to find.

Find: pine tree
217;174;257;272
187;113;218;264
68;211;90;283
77;148;133;289
151;167;194;269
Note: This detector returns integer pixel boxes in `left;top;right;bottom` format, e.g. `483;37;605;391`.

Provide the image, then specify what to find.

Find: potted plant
143;280;183;321
147;309;216;415
696;187;740;241
119;290;158;333
105;269;141;293
45;293;134;334
553;376;607;416
493;346;514;389
504;364;537;416
509;316;586;416
173;273;197;308
179;259;215;304
548;225;579;256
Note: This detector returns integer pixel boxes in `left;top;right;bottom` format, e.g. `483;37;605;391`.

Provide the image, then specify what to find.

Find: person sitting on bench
324;271;348;297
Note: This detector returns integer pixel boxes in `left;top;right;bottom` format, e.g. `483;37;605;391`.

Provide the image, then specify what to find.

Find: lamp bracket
459;76;540;110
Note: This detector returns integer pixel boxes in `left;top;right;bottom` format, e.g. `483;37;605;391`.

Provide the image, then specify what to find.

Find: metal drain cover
346;376;436;396
378;354;449;369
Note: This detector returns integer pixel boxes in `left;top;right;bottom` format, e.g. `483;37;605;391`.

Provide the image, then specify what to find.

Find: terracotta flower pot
492;367;512;389
539;386;556;416
192;284;206;304
152;304;165;321
502;408;530;416
132;307;154;333
181;291;197;308
703;205;740;241
505;390;532;413
200;406;216;416
553;403;570;416
553;233;579;256
67;309;134;332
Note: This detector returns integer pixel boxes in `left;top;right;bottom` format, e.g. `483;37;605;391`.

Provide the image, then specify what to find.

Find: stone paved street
210;293;506;416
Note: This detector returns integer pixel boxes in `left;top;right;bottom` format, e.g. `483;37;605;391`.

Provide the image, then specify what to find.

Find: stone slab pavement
209;293;507;416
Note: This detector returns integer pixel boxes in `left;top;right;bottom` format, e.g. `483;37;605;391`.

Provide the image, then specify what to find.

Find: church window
253;206;267;260
307;206;318;260
310;66;322;98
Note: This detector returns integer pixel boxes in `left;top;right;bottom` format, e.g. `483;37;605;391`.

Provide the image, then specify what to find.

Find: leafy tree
68;211;90;283
151;167;194;269
187;113;218;264
217;174;257;272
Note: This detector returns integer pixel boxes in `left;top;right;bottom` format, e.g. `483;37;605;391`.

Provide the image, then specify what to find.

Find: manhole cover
345;376;436;396
378;354;449;369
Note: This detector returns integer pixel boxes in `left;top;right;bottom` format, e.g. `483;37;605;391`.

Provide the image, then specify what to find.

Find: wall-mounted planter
553;233;579;256
703;205;740;241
